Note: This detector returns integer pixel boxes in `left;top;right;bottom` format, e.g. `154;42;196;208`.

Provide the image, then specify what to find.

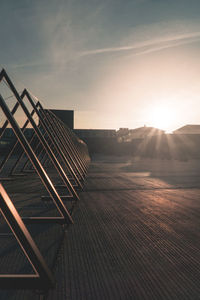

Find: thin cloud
134;36;200;57
80;32;200;57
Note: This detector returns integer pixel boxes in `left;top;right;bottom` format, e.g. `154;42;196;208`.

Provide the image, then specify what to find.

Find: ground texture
1;156;200;299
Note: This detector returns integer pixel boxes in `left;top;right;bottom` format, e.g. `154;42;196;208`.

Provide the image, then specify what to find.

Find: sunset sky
1;0;200;132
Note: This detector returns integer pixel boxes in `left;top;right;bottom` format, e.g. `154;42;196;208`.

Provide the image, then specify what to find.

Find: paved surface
49;157;200;300
1;157;200;299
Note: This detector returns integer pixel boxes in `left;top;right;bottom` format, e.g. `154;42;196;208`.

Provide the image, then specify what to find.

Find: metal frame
41;109;86;179
0;70;80;202
41;108;90;173
0;101;39;175
0;184;55;289
0;88;73;225
21;90;83;189
0;68;91;292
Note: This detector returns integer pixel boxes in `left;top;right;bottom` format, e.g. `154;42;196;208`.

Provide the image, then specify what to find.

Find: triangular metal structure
0;184;55;289
0;70;73;225
0;67;90;293
21;89;84;189
0;69;80;199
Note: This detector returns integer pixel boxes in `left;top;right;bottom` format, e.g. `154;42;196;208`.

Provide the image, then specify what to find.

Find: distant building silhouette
49;109;74;129
117;128;129;138
74;129;117;155
117;126;165;142
74;129;116;139
173;125;200;134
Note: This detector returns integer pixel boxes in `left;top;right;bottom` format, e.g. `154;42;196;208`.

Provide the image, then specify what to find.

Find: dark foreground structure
1;156;200;299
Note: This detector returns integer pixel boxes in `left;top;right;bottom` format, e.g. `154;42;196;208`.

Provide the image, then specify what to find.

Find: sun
148;105;176;132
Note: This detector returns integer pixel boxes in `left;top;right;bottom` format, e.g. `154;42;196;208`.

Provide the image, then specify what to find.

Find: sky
1;0;200;132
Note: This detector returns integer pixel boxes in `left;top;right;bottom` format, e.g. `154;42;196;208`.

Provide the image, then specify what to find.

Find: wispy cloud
79;32;200;57
11;31;200;70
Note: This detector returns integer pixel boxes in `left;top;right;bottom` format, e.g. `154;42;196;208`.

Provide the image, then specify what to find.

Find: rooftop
173;124;200;133
1;156;200;299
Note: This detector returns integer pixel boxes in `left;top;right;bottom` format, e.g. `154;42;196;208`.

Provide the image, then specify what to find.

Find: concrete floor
1;156;200;299
49;156;200;299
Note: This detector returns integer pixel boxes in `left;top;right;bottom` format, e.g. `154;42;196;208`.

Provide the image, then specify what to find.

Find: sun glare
148;105;176;132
